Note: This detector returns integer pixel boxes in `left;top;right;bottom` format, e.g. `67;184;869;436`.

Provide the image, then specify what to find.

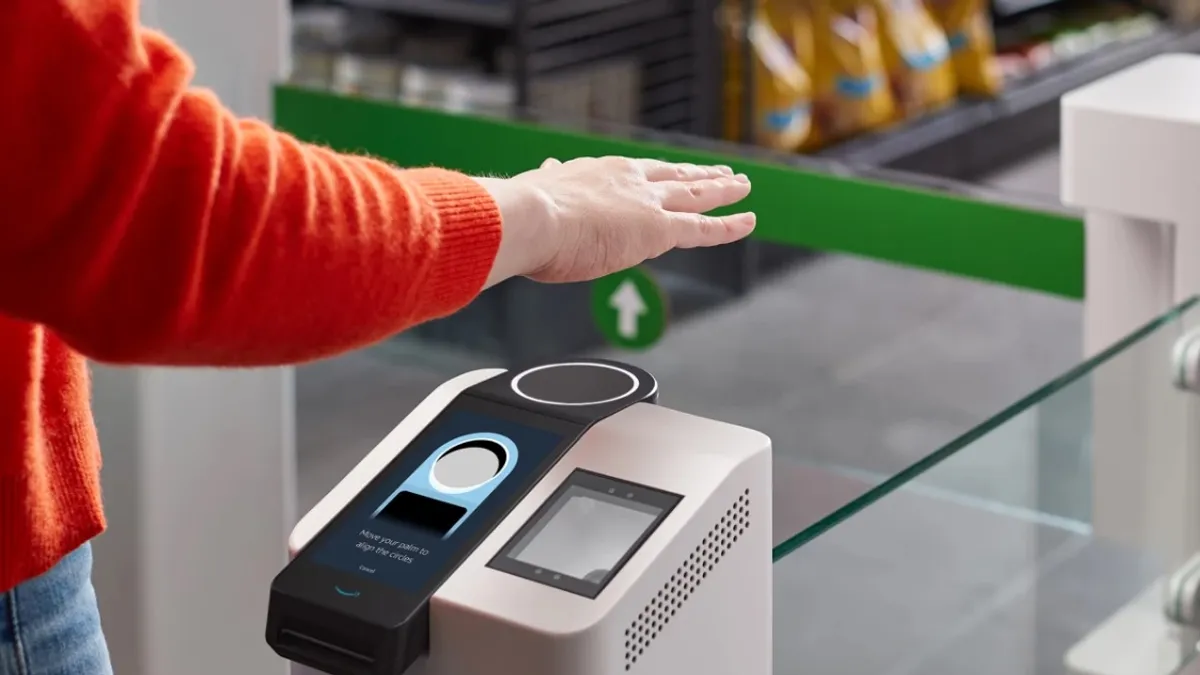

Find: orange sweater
0;0;502;591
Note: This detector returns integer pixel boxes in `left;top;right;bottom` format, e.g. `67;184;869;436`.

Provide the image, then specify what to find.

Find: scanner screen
509;486;661;584
489;470;682;597
305;409;567;593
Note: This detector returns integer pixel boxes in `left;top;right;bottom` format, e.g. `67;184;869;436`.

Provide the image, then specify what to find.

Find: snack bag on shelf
791;1;818;73
785;1;826;149
807;0;894;144
926;0;1004;97
767;0;818;88
721;0;813;151
871;0;955;117
764;0;814;67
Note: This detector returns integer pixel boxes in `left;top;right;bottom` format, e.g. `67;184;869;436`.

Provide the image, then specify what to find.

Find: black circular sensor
511;362;640;407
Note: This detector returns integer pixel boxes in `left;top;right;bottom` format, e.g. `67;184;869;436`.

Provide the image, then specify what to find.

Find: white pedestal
1062;53;1200;675
91;368;295;675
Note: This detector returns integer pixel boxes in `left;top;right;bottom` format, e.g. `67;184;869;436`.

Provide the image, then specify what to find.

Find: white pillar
1081;212;1173;357
89;1;294;675
1062;54;1200;675
140;0;289;120
1062;53;1200;560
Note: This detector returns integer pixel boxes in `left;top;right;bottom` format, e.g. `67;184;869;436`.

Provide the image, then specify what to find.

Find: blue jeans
0;544;113;675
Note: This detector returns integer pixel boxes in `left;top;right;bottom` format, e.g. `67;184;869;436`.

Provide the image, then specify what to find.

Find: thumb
541;157;563;168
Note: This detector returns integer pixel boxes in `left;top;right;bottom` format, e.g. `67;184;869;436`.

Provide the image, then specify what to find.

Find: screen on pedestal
304;409;568;592
490;470;682;598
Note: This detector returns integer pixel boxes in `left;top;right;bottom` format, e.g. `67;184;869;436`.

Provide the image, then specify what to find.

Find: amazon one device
267;359;772;675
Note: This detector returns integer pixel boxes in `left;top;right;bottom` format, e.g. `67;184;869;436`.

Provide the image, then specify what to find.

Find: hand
477;156;754;286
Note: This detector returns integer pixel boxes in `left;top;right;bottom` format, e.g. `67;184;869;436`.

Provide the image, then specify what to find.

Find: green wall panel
274;86;1084;299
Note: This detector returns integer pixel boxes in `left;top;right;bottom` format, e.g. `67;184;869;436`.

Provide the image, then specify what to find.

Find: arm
0;0;512;365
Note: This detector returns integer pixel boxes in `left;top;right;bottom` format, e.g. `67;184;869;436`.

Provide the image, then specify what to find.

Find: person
0;0;755;672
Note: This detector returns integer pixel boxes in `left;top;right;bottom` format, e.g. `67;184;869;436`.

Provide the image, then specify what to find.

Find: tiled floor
294;150;1159;674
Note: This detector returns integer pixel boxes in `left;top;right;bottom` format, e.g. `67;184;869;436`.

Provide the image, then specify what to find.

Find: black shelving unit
331;0;724;136
340;0;512;25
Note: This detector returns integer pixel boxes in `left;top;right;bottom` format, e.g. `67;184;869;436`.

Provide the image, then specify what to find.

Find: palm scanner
268;359;772;675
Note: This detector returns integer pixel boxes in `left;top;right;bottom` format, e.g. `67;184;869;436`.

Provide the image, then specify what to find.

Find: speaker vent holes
622;490;750;671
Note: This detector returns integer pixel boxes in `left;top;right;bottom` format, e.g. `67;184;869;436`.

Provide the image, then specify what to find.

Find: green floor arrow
591;268;667;350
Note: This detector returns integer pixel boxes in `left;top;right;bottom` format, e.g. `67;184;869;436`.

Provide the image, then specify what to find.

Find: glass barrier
771;297;1200;675
294;253;1084;527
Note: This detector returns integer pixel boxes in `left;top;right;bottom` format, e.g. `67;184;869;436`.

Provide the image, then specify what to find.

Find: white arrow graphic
609;279;648;339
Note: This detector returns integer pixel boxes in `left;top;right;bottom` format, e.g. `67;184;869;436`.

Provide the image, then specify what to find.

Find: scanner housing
273;363;772;675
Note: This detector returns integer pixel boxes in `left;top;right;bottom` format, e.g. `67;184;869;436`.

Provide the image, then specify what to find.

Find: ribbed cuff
402;168;503;315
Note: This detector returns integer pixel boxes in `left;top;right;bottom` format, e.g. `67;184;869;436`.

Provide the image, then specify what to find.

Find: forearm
0;0;502;365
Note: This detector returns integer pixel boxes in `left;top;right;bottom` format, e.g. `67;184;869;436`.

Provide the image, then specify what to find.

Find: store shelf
339;0;512;26
992;0;1065;17
331;0;715;135
817;24;1200;179
336;0;654;28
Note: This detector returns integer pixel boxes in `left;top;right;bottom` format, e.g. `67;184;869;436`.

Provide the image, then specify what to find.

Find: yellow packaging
790;2;817;74
784;1;829;150
926;0;1004;97
807;0;895;144
767;0;817;76
722;0;813;151
871;0;956;117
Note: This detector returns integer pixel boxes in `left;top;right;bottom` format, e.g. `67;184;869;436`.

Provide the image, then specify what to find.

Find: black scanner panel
267;359;657;675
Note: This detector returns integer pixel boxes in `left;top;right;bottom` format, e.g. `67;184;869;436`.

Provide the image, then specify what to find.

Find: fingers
670;212;757;248
542;157;562;168
658;174;751;213
635;158;734;182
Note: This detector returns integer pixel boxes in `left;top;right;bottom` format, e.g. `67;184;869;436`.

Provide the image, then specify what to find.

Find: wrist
474;176;556;286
